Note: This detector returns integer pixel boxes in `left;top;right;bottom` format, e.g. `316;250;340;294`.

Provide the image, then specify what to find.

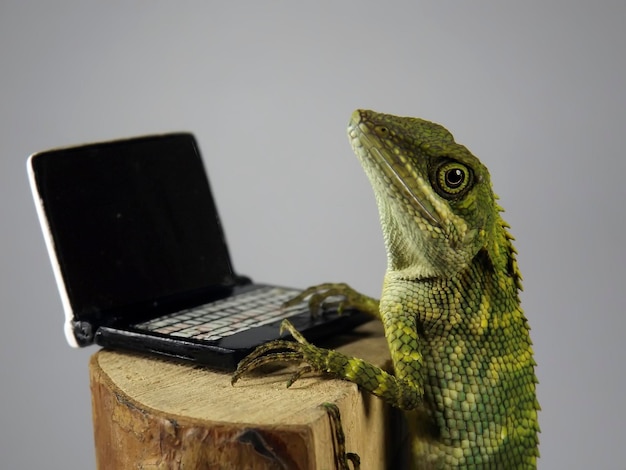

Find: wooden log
89;321;408;469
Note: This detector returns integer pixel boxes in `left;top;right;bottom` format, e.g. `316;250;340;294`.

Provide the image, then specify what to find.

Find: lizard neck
378;200;452;280
382;247;522;335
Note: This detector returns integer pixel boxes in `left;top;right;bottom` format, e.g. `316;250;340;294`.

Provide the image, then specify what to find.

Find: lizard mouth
348;110;442;229
375;149;442;227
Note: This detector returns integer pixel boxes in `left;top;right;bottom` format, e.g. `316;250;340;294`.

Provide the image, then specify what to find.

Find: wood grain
90;321;406;469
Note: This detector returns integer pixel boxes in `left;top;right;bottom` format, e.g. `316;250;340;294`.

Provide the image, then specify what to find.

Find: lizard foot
231;318;333;387
283;282;380;318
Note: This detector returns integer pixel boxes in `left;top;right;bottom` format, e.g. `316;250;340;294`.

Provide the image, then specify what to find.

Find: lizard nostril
375;125;389;136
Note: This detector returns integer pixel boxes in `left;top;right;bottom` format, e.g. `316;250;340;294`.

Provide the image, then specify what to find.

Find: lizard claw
232;319;314;386
282;283;380;319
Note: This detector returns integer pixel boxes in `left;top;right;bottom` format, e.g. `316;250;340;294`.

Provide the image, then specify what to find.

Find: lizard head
348;109;518;282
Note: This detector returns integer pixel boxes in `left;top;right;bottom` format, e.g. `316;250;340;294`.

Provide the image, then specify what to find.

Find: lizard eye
433;161;473;198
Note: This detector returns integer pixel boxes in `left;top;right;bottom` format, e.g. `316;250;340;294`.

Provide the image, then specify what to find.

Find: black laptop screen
31;133;236;320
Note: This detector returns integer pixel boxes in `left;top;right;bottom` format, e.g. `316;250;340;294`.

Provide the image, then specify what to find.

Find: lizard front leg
284;283;381;320
232;319;422;411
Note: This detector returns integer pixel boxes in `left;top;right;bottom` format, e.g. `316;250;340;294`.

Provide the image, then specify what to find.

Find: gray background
2;2;624;469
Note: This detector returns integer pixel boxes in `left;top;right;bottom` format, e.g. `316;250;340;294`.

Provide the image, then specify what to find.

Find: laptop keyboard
134;286;308;341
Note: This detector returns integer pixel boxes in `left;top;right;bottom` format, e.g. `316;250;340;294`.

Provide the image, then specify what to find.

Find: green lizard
233;109;540;469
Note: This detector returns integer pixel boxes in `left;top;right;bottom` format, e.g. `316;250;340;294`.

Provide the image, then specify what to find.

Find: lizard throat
373;147;442;228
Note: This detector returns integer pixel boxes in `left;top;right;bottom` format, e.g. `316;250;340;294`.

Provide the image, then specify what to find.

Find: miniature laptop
28;132;369;370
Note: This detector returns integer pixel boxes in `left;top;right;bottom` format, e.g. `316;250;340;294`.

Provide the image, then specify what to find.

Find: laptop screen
30;133;236;321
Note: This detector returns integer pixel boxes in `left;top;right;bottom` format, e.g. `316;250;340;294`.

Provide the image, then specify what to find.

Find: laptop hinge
234;274;253;286
72;320;95;346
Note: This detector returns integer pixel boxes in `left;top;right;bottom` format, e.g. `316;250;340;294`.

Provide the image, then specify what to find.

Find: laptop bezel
27;132;240;347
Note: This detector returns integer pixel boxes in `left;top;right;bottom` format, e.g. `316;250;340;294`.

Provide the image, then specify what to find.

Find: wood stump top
89;321;398;469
